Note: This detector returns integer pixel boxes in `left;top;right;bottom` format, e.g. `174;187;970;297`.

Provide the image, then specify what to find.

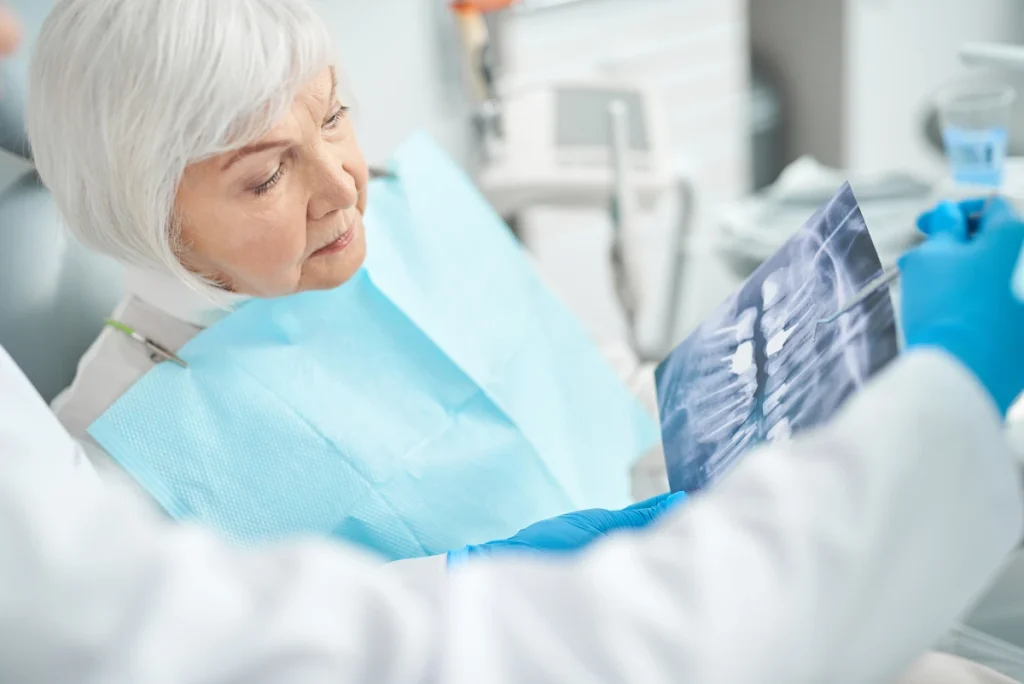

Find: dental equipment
817;202;992;329
607;99;640;353
815;267;901;328
104;319;188;369
449;1;515;162
961;42;1024;73
450;2;492;105
476;79;694;361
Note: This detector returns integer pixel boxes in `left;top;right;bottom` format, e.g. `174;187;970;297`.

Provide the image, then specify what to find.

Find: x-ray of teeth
656;183;899;494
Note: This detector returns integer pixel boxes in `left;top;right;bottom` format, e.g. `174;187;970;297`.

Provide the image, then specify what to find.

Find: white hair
26;0;336;290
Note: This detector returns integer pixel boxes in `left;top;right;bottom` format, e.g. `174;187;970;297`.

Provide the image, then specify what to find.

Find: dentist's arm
0;345;1016;684
1;199;1022;683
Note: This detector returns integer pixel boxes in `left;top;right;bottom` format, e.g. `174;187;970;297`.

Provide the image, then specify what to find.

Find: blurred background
289;0;1022;369
3;0;1024;399
296;0;1024;366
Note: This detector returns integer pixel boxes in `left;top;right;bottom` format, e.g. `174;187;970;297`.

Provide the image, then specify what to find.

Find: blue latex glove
447;491;687;567
902;197;1024;416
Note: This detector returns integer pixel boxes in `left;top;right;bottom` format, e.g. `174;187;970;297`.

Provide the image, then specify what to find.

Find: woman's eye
252;165;285;196
324;105;349;130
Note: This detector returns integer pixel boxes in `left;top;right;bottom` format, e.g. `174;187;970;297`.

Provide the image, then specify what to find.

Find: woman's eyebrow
221;141;291;171
223;71;338;171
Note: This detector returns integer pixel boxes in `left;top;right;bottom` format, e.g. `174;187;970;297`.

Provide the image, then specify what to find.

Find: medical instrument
477;78;695;360
477;80;671;216
607;99;640;353
103;319;187;368
815;267;902;328
962;42;1024;72
606;99;696;359
449;0;514;161
89;133;657;560
817;201;993;328
450;1;515;104
450;2;490;104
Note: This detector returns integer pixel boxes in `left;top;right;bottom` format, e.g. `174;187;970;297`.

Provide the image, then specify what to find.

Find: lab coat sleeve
446;349;1024;684
0;346;1020;683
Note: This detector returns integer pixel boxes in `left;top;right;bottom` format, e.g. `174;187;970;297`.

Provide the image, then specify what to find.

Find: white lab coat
1;342;1021;683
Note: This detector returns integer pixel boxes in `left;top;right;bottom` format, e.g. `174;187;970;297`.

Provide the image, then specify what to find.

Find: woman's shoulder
51;294;202;443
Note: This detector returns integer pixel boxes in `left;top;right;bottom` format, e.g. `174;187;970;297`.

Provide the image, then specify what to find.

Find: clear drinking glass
936;80;1016;187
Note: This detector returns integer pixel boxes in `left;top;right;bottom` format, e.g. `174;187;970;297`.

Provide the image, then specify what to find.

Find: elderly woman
33;4;366;500
27;0;671;563
20;1;1023;681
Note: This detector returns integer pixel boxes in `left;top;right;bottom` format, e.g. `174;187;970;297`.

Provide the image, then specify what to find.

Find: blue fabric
446;491;687;568
90;133;658;560
904;197;1024;416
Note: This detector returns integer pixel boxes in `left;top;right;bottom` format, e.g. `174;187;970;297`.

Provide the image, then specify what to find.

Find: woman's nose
307;154;360;221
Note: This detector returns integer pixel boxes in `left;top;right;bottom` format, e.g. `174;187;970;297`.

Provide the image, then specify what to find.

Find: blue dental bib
90;133;658;560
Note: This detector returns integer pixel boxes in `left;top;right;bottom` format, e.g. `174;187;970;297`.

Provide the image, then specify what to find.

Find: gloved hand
447;491;687;567
901;197;1024;416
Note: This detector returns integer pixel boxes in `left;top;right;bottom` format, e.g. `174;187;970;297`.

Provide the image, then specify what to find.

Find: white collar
123;267;250;328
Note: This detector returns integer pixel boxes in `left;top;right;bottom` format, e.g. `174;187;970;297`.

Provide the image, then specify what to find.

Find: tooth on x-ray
730;341;755;374
655;183;899;494
762;277;782;308
765;328;792;357
767;417;792;441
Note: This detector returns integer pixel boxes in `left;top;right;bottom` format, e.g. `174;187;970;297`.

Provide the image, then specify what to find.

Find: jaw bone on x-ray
656;183;899;494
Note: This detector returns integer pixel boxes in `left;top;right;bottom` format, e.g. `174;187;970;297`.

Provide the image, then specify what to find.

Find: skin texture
175;67;370;297
0;6;20;55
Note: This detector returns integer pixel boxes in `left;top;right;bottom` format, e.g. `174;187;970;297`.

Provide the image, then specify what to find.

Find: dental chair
0;0;124;402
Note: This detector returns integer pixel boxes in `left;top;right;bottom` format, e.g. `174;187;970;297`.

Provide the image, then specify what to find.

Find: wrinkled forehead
242;67;341;141
186;66;346;176
297;67;338;110
221;63;356;152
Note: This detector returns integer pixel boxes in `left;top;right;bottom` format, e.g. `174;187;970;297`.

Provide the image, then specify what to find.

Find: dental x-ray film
656;183;899;494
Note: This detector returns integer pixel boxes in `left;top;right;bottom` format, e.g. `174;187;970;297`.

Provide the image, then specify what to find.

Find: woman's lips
311;223;356;258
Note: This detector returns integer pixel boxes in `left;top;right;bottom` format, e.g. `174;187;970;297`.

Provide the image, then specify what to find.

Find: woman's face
175;68;369;296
